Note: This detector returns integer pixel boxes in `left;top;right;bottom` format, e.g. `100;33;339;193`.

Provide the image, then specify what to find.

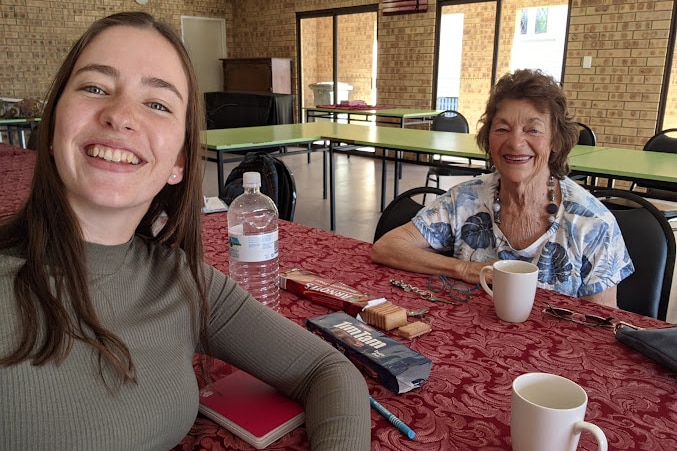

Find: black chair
591;189;675;321
572;122;598;186
577;122;597;146
631;128;677;219
424;110;486;192
644;128;677;153
373;186;445;242
204;91;294;156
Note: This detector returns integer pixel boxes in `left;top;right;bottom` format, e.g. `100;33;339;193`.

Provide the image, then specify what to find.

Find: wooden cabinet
220;58;292;94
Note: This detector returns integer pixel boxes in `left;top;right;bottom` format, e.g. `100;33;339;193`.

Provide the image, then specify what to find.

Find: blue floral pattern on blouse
412;172;634;298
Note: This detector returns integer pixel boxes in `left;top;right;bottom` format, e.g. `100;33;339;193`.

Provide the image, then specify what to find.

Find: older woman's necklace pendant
493;176;558;225
493;188;502;224
546;177;558;223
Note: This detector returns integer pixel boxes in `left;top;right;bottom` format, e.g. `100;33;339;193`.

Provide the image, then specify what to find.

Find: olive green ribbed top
0;237;370;450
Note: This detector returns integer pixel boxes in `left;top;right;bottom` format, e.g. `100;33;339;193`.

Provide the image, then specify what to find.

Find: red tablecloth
2;143;676;450
187;215;677;450
0;143;35;219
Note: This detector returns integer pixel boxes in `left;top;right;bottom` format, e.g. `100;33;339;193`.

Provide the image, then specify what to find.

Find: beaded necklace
492;176;558;225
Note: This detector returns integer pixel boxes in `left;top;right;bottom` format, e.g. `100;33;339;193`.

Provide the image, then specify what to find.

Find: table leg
19;127;28;149
7;126;16;146
323;149;327;199
396;150;403;180
217;149;225;194
394;150;400;200
329;142;336;231
398;119;404;180
381;149;388;212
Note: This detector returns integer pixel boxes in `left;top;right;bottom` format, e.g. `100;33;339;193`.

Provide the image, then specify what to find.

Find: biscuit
397;321;432;339
361;302;408;331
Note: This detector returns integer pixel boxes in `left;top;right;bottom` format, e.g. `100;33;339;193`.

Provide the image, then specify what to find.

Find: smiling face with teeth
51;25;188;242
488;98;554;188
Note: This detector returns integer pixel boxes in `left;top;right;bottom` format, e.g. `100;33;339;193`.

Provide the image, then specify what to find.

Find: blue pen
369;396;416;440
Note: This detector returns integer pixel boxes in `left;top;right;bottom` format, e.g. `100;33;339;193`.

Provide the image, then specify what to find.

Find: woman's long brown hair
0;12;210;389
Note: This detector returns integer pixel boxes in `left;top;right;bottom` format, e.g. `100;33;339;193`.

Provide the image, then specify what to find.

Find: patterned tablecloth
187;214;677;451
2;143;675;450
0;143;35;219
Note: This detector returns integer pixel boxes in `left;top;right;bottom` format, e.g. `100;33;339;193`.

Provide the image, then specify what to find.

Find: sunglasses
427;274;480;303
542;302;615;328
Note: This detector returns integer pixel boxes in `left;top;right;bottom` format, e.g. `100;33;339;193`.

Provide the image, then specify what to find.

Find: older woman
371;69;633;307
0;12;369;450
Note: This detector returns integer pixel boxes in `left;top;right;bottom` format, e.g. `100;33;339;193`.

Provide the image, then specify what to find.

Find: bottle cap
243;172;261;188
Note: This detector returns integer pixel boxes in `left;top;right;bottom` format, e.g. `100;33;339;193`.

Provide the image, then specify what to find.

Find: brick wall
565;0;674;148
0;0;232;101
377;7;436;109
1;0;674;149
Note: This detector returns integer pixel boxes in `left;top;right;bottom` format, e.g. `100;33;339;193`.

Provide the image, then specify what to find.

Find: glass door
435;0;569;133
298;7;378;122
436;1;497;132
660;13;677;130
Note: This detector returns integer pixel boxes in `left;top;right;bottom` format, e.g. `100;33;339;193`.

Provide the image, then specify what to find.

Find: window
520;10;528;35
434;1;569;132
535;8;548;34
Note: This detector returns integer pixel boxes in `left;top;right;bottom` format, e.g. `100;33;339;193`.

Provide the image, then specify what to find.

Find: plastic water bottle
227;172;280;310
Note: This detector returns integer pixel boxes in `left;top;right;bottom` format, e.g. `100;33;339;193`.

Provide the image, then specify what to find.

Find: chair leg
423;172;432;203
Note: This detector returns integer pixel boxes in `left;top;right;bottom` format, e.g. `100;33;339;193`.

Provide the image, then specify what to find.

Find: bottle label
229;229;279;262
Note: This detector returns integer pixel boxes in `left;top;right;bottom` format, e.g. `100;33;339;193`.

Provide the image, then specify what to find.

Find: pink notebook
198;370;305;449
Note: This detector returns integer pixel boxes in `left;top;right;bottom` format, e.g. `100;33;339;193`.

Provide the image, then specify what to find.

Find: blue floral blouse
412;172;634;298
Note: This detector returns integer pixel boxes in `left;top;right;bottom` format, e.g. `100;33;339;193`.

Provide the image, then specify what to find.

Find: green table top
569;147;677;184
202;122;609;161
303;107;442;118
318;122;485;158
318;123;607;160
201;122;333;150
201;122;677;192
569;144;603;157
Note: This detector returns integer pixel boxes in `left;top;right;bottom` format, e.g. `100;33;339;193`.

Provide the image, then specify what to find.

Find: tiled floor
202;150;677;323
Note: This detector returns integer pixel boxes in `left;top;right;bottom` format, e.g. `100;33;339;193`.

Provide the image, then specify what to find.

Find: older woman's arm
371;222;492;285
581;285;618;309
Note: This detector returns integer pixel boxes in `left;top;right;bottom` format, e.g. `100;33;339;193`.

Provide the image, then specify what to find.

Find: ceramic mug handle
573;421;608;451
479;265;493;297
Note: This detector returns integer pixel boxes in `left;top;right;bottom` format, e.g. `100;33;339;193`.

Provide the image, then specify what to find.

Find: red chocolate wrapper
279;267;375;316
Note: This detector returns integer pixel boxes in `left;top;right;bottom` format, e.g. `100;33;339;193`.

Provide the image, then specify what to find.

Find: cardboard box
305;311;432;394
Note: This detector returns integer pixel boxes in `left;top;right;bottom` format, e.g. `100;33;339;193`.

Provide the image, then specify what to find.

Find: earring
172;174;177;180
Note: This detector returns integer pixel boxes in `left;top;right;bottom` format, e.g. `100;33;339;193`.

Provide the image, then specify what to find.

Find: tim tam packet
279;268;373;316
305;311;432;394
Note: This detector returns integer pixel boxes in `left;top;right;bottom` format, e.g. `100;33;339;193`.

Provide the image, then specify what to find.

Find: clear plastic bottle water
227;172;280;311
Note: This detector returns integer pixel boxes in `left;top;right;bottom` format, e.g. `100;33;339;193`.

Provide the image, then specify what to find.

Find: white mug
479;260;538;322
511;373;608;451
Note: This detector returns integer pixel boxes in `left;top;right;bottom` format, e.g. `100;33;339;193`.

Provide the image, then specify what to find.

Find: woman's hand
457;260;497;285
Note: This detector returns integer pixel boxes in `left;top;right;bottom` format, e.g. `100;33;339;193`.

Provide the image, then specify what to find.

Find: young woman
0;12;370;450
